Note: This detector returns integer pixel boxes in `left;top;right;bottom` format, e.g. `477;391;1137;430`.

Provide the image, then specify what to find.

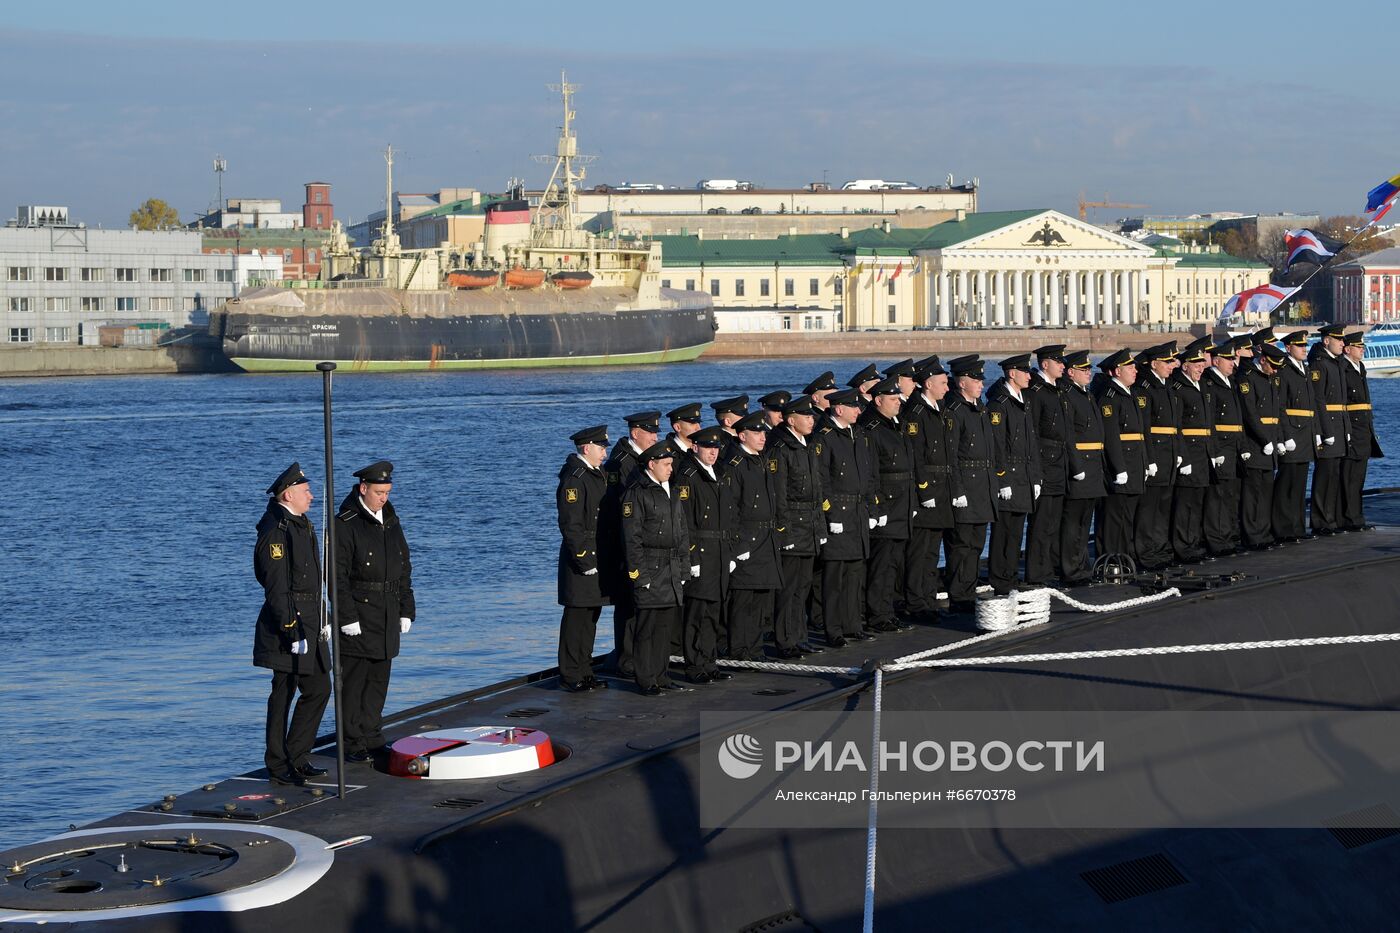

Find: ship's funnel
483;199;532;264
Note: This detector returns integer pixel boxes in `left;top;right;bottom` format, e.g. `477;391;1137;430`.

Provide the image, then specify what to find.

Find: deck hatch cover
433;798;485;810
737;908;819;932
504;708;549;719
752;688;797;697
1080;852;1188;904
1326;803;1400;850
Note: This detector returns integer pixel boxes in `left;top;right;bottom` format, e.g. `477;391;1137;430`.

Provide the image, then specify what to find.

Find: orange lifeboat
504;267;546;289
550;271;594;290
446;269;499;290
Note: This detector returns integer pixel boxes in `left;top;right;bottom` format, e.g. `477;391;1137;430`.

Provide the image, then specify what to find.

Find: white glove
1285;438;1297;452
400;617;412;634
952;495;969;508
1347;434;1352;443
690;565;701;578
1072;472;1086;482
1324;436;1336;446
998;486;1013;500
1146;463;1158;477
878;514;888;527
1241;452;1251;461
1175;456;1183;467
868;517;878;529
1315;435;1322;448
921;498;936;508
1180;464;1193;476
1210;456;1224;468
782;543;796;551
819;538;828;545
736;551;751;561
643;583;650;589
1263;442;1274;455
583;567;598;576
320;623;331;641
341;622;362;636
728;560;737;572
1033;484;1041;500
829;522;844;534
290;639;309;655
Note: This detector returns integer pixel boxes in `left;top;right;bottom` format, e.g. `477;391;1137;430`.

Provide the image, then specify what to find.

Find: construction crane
1078;191;1147;222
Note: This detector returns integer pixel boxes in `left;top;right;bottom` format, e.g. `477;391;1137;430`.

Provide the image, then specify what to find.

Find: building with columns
656;209;1272;333
1332;247;1400;324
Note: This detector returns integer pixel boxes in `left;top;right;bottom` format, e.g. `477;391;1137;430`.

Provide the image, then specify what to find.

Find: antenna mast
532;71;596;236
383;144;395;241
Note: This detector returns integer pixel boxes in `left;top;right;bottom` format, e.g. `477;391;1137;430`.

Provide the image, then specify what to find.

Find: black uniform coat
1026;372;1071;497
814;421;874;561
1063;381;1107;499
1170;373;1214;488
675;451;731;601
600;439;644;600
334;493;415;661
254;502;328;674
1341;357;1383;460
902;393;956;529
1134;372;1180;486
726;444;784;590
986;383;1042;513
1095;378;1147;496
621;471;690;609
556;454;610;608
1238;365;1282;471
1277;358;1318;465
946;393;1001;524
1308;346;1347;459
1202;367;1244;477
860;409;915;539
768;425;826;556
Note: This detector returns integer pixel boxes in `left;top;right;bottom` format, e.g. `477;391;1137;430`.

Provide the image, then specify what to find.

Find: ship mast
532;71;596;239
383;144;394;242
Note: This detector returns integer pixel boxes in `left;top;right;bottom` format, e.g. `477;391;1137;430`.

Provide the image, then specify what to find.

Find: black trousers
264;669;330;775
866;537;906;627
1135;485;1173;568
683;596;722;678
947;522;987;602
823;559;865;638
727;588;774;660
1060;498;1097;582
807;559;825;634
777;552;815;647
905;526;945;613
1172;486;1206;560
1240;470;1275;546
341;655;393;753
988;511;1027;594
1204;472;1242;554
611;590;636;676
558;605;602;684
1098;493;1140;562
1273;462;1310;539
633;606;680;690
1311;457;1343;532
1341;457;1370;529
1024;494;1063;584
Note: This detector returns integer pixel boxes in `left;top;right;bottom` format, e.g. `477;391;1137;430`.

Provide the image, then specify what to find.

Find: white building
1;208;281;346
199;198;303;230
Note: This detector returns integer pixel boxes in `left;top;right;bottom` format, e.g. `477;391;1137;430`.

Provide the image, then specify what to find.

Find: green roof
1157;248;1269;269
845;209;1047;254
415;194;508;219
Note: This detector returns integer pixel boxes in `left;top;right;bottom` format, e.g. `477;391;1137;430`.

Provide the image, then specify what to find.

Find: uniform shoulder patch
607;472;619;484
628;569;640;580
990;412;1002;425
729;456;743;466
907;422;918;435
269;542;285;560
945;416;955;431
814;442;823;456
678;485;690;500
1311;371;1320;382
337;509;355;521
1239;383;1249;394
768;459;777;473
1137;396;1147;408
564;487;578;503
622;502;633;518
1102;404;1114;417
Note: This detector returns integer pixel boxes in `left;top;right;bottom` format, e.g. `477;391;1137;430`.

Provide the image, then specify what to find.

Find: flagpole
1268;219;1382;322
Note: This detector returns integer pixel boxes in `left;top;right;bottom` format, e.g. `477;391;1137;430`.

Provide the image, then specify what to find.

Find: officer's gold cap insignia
628;569;640;580
565;488;578;503
991;412;1002;425
269;543;285;560
678;485;689;500
622;502;633;517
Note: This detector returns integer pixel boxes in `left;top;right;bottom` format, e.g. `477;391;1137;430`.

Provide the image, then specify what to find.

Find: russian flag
1220;283;1298;325
1283;229;1340;269
1365;172;1400;220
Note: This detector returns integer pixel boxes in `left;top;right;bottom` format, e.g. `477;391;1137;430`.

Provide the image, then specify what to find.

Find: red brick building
303;182;333;230
1332;247;1400;324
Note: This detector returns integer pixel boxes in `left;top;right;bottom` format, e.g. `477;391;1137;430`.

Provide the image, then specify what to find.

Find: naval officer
1340;330;1382;531
254;463;330;786
556;425;612;692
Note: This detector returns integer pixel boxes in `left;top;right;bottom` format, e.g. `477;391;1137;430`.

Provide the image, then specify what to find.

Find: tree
129;198;181;231
1316;215;1388;262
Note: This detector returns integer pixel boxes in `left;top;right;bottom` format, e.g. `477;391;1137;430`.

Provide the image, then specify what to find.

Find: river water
2;358;1397;847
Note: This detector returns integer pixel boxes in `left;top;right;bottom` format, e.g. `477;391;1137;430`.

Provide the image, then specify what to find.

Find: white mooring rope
862;666;883;933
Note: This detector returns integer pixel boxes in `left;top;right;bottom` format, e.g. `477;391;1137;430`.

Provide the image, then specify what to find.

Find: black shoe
642;686;662;697
826;636;848;648
798;642;825;654
776;646;805;659
561;679;590;692
345;750;373;764
688;672;714;685
583;676;608;690
295;764;328;778
850;631;876;641
710;670;734;681
1361;524;1377;531
270;770;306;786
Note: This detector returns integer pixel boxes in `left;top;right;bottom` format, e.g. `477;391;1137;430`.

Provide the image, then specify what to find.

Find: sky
1;0;1396;228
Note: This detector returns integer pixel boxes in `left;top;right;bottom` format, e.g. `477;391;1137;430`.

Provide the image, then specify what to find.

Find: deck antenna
532;71;596;237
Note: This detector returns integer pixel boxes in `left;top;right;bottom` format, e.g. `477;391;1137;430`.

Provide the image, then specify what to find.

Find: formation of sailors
556;327;1381;696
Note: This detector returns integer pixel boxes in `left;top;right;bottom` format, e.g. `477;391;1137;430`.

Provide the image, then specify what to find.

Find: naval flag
1283;229;1341;269
1220;283;1298;325
1365;172;1400;224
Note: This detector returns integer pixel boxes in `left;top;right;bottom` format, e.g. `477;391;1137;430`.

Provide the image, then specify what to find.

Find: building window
307;249;317;263
315;190;325;203
283;250;293;262
44;266;69;282
809;278;818;296
685;279;695;291
887;280;896;296
760;278;770;297
149;268;173;282
80;267;104;282
183;268;206;283
216;269;236;283
660;279;671;289
8;298;31;312
149;298;172;312
116;297;138;312
888;305;897;324
81;297;103;311
8;328;32;343
735;279;745;298
782;316;793;331
7;266;33;282
710;279;720;297
183;297;203;312
115;267;137;282
44;297;68;312
45;326;72;343
784;278;795;297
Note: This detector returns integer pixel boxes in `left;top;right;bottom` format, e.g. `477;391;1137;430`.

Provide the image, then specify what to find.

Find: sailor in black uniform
1024;345;1070;584
860;376;913;631
1095;348;1145;563
1309;323;1348;534
665;403;703;456
805;371;838;414
1060;350;1106;584
945;356;999;610
768;396;826;655
726;411;785;660
675;427;734;684
902;356;954;620
335;460;416;763
254;463;330;786
1170;339;1214;562
883;358;919;400
711;395;749;459
848;363;881;407
815;389;876;645
1133;342;1179;570
760;390;791;428
802;371;838;638
1239;343;1285;549
1273;330;1317;543
1202;338;1245;556
621;441;690;696
1340;330;1382;531
986;353;1041;595
601;411;661;676
556;425;612;692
